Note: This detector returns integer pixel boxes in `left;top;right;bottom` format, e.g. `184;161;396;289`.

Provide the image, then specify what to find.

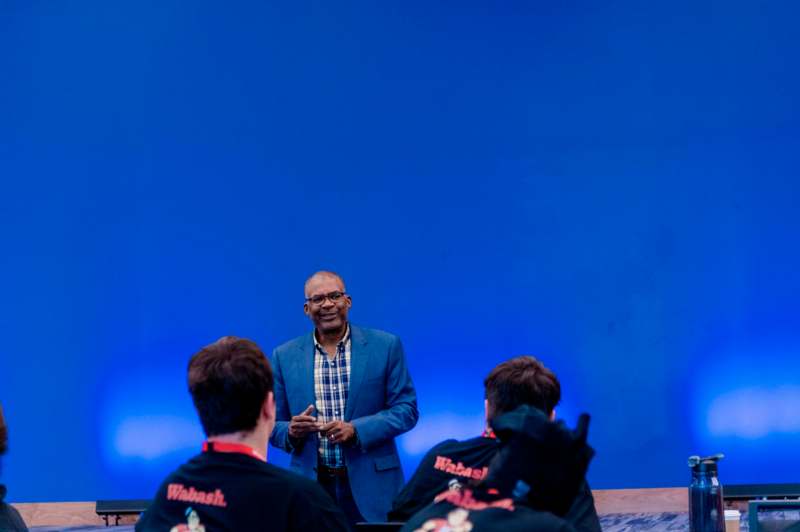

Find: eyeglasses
305;291;348;306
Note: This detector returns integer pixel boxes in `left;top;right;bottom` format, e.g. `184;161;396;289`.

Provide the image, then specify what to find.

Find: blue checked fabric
313;327;351;467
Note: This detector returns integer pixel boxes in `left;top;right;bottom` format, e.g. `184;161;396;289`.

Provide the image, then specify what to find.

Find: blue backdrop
2;0;799;502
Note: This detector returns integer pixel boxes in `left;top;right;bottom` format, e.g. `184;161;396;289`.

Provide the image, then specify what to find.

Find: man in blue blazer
269;271;419;524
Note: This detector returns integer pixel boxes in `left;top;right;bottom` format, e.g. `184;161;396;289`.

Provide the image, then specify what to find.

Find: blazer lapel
294;334;316;412
346;325;369;420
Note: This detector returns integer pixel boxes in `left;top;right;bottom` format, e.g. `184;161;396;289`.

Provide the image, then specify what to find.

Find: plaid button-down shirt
313;326;351;468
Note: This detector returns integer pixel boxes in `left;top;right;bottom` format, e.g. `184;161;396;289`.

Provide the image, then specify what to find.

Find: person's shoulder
155;455;196;479
222;459;318;494
150;456;201;489
461;435;498;447
135;460;196;530
421;436;499;472
353;325;400;345
273;332;312;356
260;463;330;499
269;467;349;530
427;434;496;453
0;500;28;532
249;460;312;485
435;437;462;447
411;438;459;462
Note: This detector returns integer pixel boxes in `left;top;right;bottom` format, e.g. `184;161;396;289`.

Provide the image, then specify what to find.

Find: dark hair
0;404;7;455
188;336;274;437
484;356;561;420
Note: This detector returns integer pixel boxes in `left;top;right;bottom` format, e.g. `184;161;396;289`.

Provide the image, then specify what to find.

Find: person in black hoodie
400;404;594;532
136;336;350;532
390;356;600;532
0;404;29;532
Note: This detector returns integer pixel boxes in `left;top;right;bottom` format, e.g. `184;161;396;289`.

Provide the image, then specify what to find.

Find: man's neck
315;323;348;348
207;428;268;459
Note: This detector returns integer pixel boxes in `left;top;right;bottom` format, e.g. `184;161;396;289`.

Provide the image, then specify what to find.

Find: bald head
304;271;346;298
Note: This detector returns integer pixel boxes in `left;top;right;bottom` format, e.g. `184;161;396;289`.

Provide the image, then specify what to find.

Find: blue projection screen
1;0;799;502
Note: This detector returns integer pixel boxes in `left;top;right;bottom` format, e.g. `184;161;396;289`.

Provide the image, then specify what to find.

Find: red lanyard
203;441;267;462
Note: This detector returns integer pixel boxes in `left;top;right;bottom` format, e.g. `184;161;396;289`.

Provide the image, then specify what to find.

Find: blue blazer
269;325;419;522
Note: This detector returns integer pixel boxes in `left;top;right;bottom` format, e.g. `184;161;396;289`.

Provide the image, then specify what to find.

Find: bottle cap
688;453;724;474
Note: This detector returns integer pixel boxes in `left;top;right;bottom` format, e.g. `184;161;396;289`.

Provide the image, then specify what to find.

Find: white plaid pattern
313;326;351;467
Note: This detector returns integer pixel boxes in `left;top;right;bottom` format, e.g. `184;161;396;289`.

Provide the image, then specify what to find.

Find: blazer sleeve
269;348;294;453
351;335;419;450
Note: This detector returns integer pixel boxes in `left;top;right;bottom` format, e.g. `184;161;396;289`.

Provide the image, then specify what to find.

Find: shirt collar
203;440;266;462
313;324;351;350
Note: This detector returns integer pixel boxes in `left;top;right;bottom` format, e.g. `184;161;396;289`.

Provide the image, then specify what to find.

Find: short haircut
304;270;346;296
484;356;561;420
188;336;274;437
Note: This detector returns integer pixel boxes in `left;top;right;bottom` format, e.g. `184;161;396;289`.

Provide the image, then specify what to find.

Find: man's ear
263;391;276;421
303;302;310;316
549;408;556;421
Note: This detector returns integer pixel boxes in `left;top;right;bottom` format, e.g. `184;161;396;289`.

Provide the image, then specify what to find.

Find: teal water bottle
688;454;725;532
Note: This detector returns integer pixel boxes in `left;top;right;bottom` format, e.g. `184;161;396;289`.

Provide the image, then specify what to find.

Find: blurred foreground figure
0;404;29;532
391;356;599;531
401;405;595;532
136;336;349;532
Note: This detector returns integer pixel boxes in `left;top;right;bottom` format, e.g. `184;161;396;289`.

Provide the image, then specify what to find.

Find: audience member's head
137;337;350;531
484;355;560;422
481;357;593;518
188;336;274;437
